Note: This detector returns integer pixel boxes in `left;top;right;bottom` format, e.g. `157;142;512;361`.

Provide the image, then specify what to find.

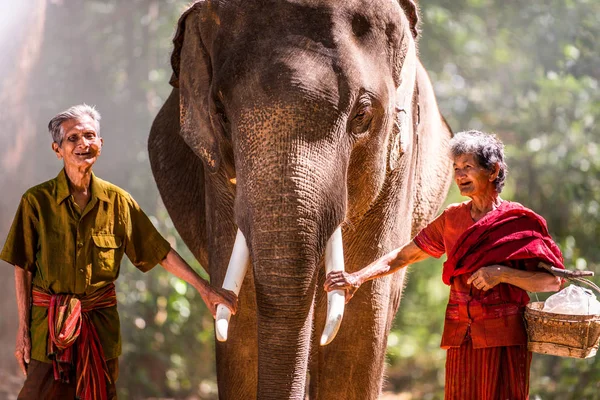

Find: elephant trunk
250;219;321;400
239;195;345;399
228;100;348;398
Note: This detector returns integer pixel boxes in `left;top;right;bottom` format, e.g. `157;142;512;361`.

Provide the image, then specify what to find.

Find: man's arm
324;241;430;301
15;266;32;376
159;248;238;317
467;263;562;293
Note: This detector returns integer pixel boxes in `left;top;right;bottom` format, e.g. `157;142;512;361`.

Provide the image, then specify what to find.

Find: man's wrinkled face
52;115;103;169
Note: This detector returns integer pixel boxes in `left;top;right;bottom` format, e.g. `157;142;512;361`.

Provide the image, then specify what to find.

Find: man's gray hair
48;104;101;146
450;130;508;193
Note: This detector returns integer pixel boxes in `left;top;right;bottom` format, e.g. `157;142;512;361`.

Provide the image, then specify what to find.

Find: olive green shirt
0;169;171;362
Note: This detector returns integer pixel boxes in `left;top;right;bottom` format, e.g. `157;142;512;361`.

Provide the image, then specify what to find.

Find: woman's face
453;153;497;198
52;115;103;169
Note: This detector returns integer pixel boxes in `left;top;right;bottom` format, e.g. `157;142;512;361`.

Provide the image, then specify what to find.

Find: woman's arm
324;241;430;301
159;248;238;317
467;263;562;292
15;266;32;376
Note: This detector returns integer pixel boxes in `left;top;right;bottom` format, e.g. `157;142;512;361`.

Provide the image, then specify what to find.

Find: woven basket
524;302;600;358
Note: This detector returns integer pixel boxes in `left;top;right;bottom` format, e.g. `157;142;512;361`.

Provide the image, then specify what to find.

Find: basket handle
540;263;594;279
570;277;600;295
539;262;600;295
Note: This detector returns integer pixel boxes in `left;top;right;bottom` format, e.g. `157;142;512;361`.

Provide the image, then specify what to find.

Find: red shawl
442;202;565;285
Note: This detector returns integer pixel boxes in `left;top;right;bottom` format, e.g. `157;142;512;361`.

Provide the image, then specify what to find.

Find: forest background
0;0;598;399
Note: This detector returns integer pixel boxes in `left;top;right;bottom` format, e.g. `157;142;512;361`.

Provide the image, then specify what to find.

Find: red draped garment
32;283;117;400
413;200;564;400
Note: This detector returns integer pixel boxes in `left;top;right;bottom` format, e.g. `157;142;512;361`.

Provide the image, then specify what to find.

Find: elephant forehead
213;3;339;104
212;0;404;108
214;0;405;52
224;45;343;112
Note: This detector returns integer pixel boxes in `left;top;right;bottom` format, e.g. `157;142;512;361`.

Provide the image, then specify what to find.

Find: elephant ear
148;88;209;269
388;0;452;229
170;2;220;173
397;0;419;39
411;63;453;235
387;24;418;171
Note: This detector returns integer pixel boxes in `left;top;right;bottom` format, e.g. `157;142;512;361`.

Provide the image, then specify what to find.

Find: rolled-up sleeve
0;196;39;272
123;195;171;272
413;210;446;259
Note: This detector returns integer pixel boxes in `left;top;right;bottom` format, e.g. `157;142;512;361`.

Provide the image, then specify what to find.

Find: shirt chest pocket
92;234;123;278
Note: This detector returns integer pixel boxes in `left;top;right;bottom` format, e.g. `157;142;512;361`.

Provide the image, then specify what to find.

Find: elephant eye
218;111;229;126
214;100;230;135
350;102;373;137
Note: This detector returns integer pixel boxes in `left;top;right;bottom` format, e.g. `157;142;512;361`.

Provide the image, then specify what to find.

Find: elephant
148;0;452;399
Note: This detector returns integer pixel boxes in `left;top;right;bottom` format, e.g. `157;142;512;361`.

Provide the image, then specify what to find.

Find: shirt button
80;268;84;273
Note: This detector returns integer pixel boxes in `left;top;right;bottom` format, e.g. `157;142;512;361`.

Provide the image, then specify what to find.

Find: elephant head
149;0;452;399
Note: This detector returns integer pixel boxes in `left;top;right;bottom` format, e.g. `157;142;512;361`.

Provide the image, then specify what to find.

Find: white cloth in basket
543;285;600;315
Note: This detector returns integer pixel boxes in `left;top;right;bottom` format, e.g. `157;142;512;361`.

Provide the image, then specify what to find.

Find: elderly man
1;104;237;400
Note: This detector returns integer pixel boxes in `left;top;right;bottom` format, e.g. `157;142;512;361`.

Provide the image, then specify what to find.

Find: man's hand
159;249;239;318
467;265;504;291
201;286;239;318
15;327;31;376
324;271;363;303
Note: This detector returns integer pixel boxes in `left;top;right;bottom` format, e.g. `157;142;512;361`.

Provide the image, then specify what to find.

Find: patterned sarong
32;283;117;400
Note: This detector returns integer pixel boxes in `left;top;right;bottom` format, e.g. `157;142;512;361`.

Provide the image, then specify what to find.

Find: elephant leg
215;265;258;399
203;177;259;399
310;272;406;400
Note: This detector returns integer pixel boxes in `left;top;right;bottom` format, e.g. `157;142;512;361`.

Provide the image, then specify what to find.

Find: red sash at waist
441;289;527;349
32;283;117;400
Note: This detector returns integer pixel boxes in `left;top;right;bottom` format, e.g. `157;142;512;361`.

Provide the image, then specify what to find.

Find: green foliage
387;1;600;398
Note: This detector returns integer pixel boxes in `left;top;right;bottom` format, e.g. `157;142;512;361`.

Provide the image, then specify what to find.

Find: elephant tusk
320;226;345;346
216;229;250;342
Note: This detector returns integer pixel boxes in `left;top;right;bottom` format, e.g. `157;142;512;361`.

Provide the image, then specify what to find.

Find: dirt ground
0;367;413;400
0;368;23;400
379;393;413;399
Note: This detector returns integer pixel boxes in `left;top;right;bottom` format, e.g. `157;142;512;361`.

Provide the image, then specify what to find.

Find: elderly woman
1;105;237;400
325;130;564;399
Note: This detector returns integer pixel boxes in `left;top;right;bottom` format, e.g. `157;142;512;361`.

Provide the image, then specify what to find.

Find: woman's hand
467;265;505;291
324;271;363;303
201;286;239;318
15;327;31;376
470;263;561;293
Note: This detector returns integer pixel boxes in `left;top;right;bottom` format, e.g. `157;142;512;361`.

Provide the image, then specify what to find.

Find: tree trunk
0;0;47;371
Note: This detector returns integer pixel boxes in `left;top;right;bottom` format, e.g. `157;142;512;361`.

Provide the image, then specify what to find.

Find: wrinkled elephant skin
148;0;452;399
